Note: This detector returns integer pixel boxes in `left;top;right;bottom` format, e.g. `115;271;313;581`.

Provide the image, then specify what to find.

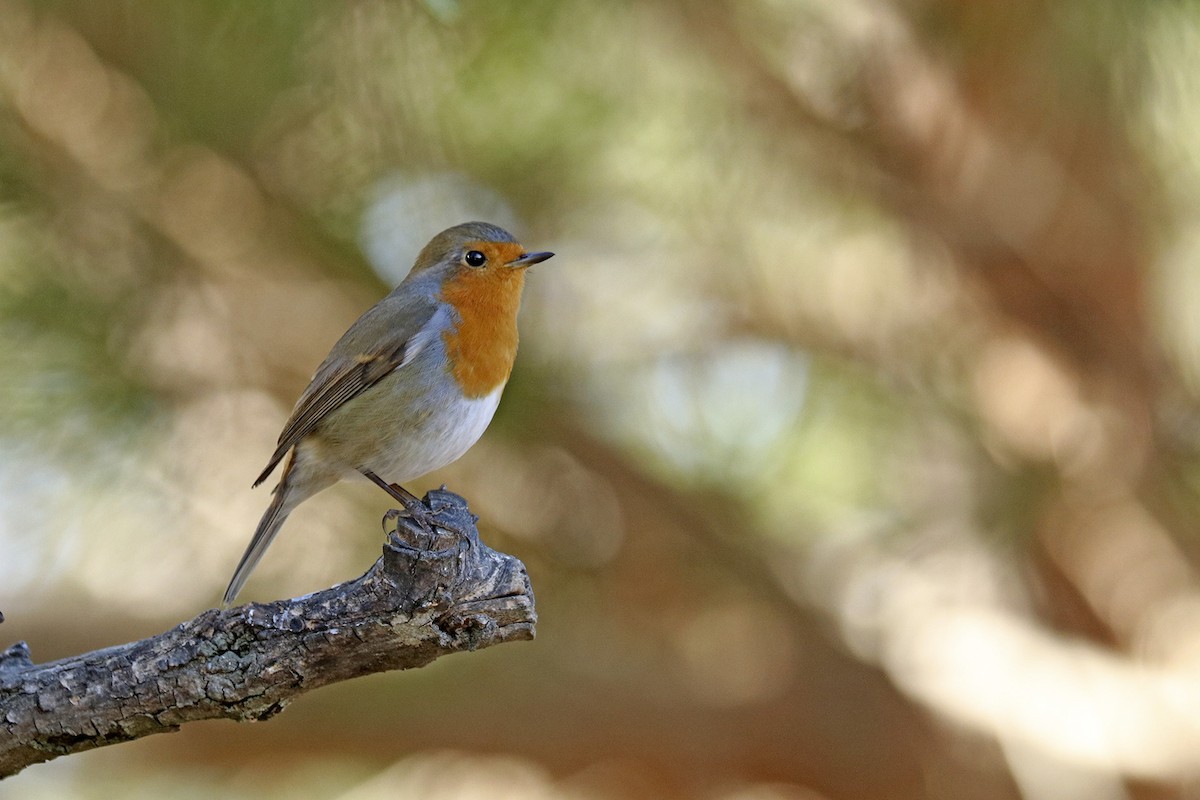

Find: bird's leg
362;470;422;508
362;469;426;520
362;470;460;546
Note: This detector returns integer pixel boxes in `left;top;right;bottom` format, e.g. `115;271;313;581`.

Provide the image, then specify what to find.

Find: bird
222;221;554;606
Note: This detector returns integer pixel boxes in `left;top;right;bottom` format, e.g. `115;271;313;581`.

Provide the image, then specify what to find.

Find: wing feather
253;295;441;487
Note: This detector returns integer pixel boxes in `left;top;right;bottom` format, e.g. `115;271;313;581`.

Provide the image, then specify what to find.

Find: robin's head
409;222;553;283
415;222;554;398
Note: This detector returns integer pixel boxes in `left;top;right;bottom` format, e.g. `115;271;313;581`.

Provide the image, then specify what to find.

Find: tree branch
0;489;536;779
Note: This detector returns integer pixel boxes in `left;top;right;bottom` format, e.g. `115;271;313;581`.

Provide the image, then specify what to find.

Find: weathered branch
0;489;536;779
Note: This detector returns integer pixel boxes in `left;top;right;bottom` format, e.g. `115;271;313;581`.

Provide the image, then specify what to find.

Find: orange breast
439;242;527;398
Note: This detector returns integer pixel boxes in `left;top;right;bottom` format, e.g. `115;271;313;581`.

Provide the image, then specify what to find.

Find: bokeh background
3;1;1200;798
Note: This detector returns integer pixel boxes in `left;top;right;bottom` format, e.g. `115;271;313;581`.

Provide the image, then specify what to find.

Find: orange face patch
439;241;528;398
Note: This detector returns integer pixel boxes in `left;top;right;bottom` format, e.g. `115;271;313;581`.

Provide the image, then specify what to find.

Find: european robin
222;221;553;605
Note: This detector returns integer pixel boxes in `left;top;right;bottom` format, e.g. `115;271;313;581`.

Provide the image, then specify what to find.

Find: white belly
367;385;503;483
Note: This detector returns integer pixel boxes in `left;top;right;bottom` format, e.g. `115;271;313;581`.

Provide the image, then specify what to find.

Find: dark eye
464;250;486;267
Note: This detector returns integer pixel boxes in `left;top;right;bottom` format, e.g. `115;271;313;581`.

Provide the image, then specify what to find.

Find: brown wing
253;295;440;487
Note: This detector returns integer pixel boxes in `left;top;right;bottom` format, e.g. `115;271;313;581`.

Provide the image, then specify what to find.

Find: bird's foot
382;502;436;550
380;486;470;550
363;470;471;548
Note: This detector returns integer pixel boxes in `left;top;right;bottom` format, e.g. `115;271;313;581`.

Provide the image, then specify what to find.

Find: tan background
2;2;1200;798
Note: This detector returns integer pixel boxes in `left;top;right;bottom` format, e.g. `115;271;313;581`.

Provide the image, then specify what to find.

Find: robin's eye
464;250;487;268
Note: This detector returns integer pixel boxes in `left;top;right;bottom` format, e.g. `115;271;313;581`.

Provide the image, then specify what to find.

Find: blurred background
3;0;1200;798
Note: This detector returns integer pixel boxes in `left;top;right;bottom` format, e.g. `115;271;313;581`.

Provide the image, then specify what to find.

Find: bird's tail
222;481;293;607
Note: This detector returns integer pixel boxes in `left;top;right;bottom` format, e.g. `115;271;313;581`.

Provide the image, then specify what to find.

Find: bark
0;489;536;779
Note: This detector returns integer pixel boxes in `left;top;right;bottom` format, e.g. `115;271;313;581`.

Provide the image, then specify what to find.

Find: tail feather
223;485;291;607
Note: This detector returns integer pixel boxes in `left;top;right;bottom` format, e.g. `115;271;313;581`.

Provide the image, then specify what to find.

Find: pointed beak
507;251;555;268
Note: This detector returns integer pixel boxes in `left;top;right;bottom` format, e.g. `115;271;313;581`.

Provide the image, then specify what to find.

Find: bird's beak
507;251;555;268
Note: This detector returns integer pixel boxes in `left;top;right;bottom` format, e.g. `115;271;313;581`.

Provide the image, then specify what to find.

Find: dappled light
2;1;1200;798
